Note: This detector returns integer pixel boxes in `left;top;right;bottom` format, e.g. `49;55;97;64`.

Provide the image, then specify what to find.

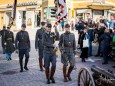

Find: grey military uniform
42;32;56;68
59;32;76;66
35;28;45;58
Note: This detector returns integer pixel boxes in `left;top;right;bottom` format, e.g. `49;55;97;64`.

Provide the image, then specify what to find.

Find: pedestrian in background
35;21;46;71
75;21;84;34
99;29;111;64
95;24;105;57
87;23;94;57
4;26;15;61
15;24;30;72
61;20;64;31
70;21;74;31
79;29;89;62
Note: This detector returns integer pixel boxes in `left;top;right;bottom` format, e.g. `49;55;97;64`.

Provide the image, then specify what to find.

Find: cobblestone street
0;29;115;86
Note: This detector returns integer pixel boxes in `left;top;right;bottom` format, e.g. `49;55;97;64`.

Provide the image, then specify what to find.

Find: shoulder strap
62;33;65;48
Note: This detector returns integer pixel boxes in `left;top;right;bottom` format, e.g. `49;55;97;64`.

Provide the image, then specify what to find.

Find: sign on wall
93;0;105;4
26;11;33;26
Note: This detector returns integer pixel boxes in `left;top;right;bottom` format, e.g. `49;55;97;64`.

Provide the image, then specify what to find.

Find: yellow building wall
48;0;55;6
0;0;35;5
0;12;4;29
42;1;48;20
73;2;93;9
107;0;115;3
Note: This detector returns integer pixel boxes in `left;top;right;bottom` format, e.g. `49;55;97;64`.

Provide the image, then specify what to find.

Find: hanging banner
54;0;67;25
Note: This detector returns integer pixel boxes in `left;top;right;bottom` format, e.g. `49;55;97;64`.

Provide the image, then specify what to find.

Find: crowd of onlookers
72;16;115;68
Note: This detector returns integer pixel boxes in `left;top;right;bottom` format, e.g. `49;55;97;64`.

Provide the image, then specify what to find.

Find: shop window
93;10;104;15
76;13;83;19
50;8;56;18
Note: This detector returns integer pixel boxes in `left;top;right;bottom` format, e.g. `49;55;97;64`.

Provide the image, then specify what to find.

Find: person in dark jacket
15;24;30;72
79;29;89;62
99;29;111;64
4;26;15;61
59;24;76;82
0;26;7;54
42;24;58;84
75;21;84;34
35;21;46;71
95;24;106;57
88;24;94;56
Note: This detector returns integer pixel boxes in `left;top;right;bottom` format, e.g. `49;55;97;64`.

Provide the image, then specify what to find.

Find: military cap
21;23;26;28
65;24;70;28
46;23;52;28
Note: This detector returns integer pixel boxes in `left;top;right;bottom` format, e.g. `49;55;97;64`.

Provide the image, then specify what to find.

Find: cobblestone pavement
0;29;115;86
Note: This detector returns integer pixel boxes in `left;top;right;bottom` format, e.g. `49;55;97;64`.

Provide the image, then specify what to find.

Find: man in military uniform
42;24;57;84
0;26;7;54
4;26;15;61
15;24;30;72
35;21;46;71
59;24;76;82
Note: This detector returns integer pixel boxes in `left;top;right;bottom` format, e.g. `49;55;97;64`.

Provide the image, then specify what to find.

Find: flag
54;0;67;26
12;0;17;20
9;0;17;27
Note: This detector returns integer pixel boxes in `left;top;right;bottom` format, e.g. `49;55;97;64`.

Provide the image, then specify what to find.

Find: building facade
0;0;42;29
42;0;115;25
0;0;115;29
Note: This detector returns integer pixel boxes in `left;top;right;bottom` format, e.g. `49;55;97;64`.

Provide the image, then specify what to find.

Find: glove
13;44;15;46
74;50;77;55
53;43;57;48
15;49;19;54
4;43;7;45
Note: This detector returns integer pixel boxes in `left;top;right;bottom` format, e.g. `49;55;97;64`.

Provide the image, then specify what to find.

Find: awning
108;10;115;13
77;9;91;13
88;3;114;10
0;8;12;11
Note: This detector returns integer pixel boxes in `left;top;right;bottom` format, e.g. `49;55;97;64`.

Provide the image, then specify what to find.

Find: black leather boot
39;58;44;71
19;57;23;72
24;57;29;70
63;66;68;82
45;68;50;84
50;67;56;83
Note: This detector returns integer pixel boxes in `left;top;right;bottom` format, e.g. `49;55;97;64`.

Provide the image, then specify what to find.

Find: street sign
34;9;39;14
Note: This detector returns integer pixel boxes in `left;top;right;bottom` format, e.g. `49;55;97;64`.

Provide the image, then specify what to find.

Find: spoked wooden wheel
78;67;95;86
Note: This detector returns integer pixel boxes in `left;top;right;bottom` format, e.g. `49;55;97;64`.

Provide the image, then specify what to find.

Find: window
93;10;104;15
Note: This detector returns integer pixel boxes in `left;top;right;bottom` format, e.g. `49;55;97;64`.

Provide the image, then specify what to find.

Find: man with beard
42;23;58;84
59;24;76;82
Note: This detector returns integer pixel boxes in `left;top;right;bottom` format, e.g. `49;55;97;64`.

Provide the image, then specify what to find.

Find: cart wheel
78;67;95;86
